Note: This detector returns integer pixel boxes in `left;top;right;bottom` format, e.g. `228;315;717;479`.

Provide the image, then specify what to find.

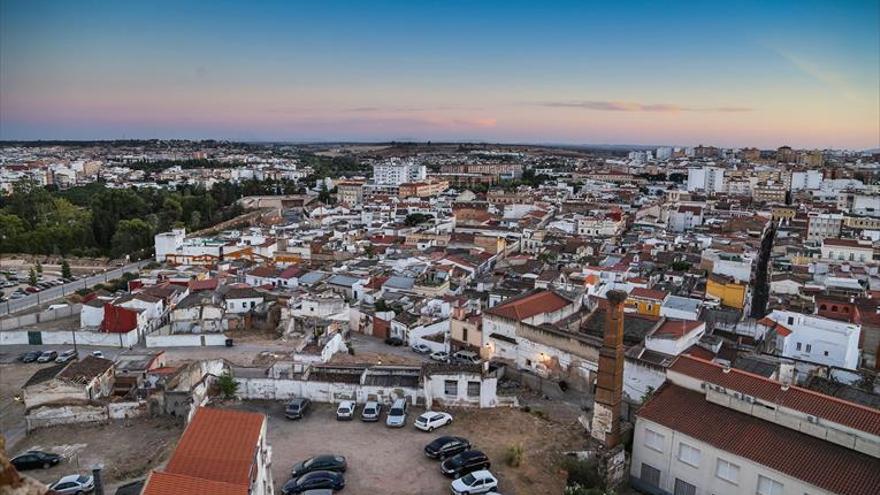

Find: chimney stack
590;289;627;448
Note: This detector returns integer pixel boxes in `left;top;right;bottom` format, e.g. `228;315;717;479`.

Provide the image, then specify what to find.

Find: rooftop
484;289;571;321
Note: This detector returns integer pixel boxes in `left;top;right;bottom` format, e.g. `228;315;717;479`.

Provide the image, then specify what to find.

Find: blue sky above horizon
1;0;878;149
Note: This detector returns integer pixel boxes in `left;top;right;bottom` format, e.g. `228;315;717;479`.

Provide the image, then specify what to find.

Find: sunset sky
1;0;878;149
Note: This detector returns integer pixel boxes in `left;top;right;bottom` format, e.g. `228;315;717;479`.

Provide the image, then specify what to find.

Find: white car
49;474;95;495
91;350;104;359
450;469;498;494
336;400;356;420
411;343;431;354
430;350;450;362
414;411;453;432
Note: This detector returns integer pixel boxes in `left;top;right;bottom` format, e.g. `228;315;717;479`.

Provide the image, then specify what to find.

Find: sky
1;0;878;149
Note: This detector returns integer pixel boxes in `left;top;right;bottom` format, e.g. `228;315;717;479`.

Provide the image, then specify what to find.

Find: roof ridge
676;355;880;417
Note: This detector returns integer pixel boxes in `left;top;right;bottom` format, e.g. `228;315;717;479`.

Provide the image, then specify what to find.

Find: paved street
0;260;152;316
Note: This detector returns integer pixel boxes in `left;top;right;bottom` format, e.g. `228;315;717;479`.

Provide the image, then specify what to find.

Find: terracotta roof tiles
484;290;571;321
639;383;880;495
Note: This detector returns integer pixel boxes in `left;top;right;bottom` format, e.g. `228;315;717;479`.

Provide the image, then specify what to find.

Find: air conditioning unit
807;415;818;424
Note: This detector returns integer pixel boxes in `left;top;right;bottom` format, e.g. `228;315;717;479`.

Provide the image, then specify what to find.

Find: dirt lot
8;418;183;488
233;401;585;495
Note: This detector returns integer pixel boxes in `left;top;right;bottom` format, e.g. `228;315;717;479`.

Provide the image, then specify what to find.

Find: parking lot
234;400;584;494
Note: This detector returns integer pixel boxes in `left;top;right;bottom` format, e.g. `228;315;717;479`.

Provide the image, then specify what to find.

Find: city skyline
1;0;878;149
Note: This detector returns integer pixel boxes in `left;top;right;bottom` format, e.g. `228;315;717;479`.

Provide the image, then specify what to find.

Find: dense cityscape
1;1;878;495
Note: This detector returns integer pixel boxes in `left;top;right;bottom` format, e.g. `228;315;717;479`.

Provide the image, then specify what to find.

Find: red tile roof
164;407;264;487
484;290;571;321
143;472;247;495
670;355;880;436
639;383;880;495
653;319;703;338
629;287;668;301
189;278;219;292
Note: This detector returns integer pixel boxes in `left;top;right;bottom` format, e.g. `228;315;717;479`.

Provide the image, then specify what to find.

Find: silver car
49;474;94;494
361;401;382;422
385;398;408;428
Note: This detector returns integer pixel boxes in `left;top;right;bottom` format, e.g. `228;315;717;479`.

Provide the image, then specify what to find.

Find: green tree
217;372;239;399
61;259;72;279
35;261;42;274
404;213;433;226
110;218;154;258
28;267;37;286
364;243;375;258
8;179;54;227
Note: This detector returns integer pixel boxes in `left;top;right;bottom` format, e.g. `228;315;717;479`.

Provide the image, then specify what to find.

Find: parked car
10;451;62;470
36;350;58;363
415;411;453;432
385;398;408;428
285;397;312;420
91;350;104;359
291;455;347;478
450;469;497;494
424;436;471;460
55;349;78;363
452;350;481;364
336;400;356;420
49;474;95;495
411;342;431;354
442;450;491;479
281;471;345;495
430;350;450;362
18;351;42;363
384;336;404;346
25;287;40;294
10;292;25;299
360;400;382;421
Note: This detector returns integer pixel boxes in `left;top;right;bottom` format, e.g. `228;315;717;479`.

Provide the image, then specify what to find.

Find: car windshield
462;473;476;485
390;407;403;415
364;406;375;413
76;475;89;483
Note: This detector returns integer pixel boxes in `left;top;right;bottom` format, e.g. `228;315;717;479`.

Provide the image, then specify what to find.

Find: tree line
0;179;294;258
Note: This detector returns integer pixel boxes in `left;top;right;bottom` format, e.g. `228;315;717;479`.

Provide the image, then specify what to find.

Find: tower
591;289;626;447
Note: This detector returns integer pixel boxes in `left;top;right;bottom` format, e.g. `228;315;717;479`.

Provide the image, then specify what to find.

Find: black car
18;351;42;363
441;450;490;478
285;398;312;419
291;455;347;478
10;451;62;470
384;336;404;346
281;471;345;495
424;436;471;460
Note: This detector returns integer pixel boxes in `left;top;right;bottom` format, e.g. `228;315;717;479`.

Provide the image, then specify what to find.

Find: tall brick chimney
590;289;627;448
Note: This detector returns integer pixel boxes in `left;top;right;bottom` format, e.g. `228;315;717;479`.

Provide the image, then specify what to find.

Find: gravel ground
232;400;585;494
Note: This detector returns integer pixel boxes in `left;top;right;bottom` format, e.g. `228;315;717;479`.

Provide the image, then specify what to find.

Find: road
0;260;152;316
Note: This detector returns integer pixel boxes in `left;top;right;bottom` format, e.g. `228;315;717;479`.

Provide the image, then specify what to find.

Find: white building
759;310;861;370
820;238;874;262
154;228;186;262
686;166;725;195
630;355;879;495
807;213;843;242
372;159;427;186
790;170;823;191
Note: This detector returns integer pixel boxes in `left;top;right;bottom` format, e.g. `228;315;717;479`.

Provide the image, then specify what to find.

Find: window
467;381;481;397
444;380;458;396
674;478;696;495
823;350;829;356
462;327;469;342
757;475;783;495
677;443;700;467
787;316;794;325
640;463;660;487
644;428;665;452
805;344;812;353
716;459;740;484
796;342;802;351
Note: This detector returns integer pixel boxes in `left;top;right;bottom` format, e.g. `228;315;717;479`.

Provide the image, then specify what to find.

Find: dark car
441;450;490;478
36;350;58;363
285;398;312;419
291;455;347;478
281;471;345;495
18;351;42;363
424;436;471;460
10;451;62;470
384;336;404;346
